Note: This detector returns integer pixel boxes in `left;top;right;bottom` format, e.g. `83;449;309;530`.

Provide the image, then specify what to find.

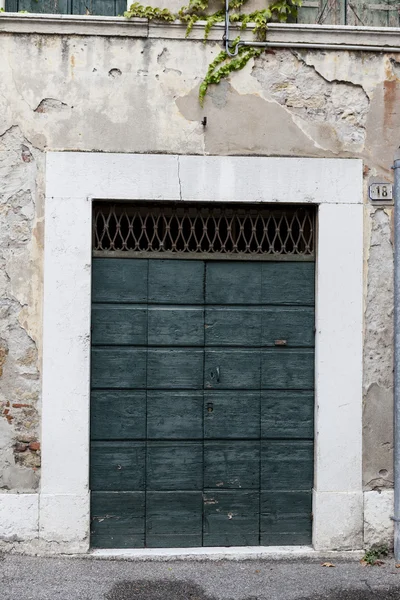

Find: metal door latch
210;367;220;382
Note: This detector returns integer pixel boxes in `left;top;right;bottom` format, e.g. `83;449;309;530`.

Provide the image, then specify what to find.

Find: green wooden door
90;258;314;548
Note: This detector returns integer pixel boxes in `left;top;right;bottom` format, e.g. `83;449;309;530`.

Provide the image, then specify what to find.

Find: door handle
210;367;220;384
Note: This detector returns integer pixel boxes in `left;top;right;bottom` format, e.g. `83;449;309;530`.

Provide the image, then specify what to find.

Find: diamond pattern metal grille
93;203;315;260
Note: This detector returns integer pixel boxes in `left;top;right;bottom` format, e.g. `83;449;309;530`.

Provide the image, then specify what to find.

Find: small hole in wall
379;469;388;478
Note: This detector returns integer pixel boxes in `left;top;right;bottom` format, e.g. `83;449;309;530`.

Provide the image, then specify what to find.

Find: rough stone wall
363;207;394;491
0;28;397;497
0;126;43;493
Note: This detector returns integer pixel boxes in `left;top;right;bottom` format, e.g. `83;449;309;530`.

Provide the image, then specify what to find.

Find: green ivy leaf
124;0;301;104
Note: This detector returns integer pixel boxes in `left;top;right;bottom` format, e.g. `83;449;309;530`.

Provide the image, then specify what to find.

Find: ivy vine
125;0;302;105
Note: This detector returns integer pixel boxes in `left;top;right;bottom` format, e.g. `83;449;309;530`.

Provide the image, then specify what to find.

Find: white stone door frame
40;153;363;553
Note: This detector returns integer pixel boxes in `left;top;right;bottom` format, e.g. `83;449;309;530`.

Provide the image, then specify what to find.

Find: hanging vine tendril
125;0;302;105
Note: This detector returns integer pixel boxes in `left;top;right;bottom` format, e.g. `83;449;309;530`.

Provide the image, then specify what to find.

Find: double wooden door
90;258;314;548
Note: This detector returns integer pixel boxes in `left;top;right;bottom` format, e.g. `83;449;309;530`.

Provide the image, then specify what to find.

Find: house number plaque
369;183;393;202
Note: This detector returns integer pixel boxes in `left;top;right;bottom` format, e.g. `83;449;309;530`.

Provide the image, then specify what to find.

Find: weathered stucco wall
0;125;43;494
0;24;396;519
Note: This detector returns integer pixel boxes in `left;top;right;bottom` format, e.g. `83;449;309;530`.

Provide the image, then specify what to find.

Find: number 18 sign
369;183;393;202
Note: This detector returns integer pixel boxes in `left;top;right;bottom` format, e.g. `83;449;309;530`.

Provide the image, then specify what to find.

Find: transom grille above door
93;203;315;260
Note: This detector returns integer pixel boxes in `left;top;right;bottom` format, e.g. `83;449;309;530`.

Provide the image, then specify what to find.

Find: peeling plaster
251;51;369;154
363;208;394;491
0;126;42;493
0;31;398;521
34;98;69;113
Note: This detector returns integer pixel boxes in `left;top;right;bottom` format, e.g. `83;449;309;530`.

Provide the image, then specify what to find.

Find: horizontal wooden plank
91;348;147;389
204;441;260;489
205;307;314;347
261;440;314;491
205;349;261;389
146;492;202;547
206;262;315;306
148;260;204;304
90;442;145;491
145;533;202;548
260;491;312;546
203;491;259;547
148;307;204;346
92;258;148;303
261;349;314;389
91;391;146;440
91;306;147;346
147;391;203;439
147;349;204;389
204;391;260;439
91;491;145;548
261;391;314;439
262;307;314;347
261;263;315;305
205;308;261;347
206;263;262;305
146;442;203;490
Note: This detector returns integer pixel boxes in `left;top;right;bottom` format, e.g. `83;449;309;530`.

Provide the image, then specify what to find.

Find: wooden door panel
261;391;314;439
90;257;315;548
148;307;204;346
91;492;145;548
261;349;314;389
205;306;314;347
147;390;203;440
206;263;262;305
91;348;147;389
147;349;204;389
261;440;314;491
146;492;203;547
148;260;204;305
205;349;261;389
205;307;262;347
91;391;146;440
261;263;315;306
90;442;145;491
204;441;260;489
260;491;312;546
146;441;203;490
203;491;259;546
261;307;314;347
92;258;148;303
92;305;147;346
204;391;260;439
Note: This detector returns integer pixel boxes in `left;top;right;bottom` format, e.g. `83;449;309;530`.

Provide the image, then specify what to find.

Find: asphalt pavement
2;554;400;600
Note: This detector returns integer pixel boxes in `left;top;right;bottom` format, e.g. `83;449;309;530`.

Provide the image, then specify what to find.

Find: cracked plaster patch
0;126;42;493
176;81;324;156
298;51;392;97
34;98;69;113
251;50;369;154
363;209;394;491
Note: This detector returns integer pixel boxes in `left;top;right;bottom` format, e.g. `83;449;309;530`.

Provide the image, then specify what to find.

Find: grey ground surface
2;555;400;600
